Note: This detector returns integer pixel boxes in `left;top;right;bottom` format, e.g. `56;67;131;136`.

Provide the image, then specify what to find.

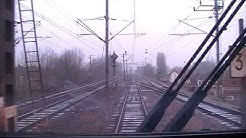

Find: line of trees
15;48;123;101
134;63;156;78
134;52;169;80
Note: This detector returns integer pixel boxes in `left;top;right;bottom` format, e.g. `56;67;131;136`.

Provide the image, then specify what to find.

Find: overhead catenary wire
166;34;213;64
43;0;80;24
14;21;41;46
77;19;105;42
150;11;220;63
178;20;212;35
109;20;134;41
132;0;136;63
146;6;197;51
165;18;214;51
43;0;81;31
166;38;197;57
146;22;181;51
147;2;216;53
146;18;214;66
113;37;127;53
43;0;102;47
38;25;86;50
17;2;102;52
39;37;70;51
150;17;214;53
80;16;130;22
183;16;214;20
76;16;133;52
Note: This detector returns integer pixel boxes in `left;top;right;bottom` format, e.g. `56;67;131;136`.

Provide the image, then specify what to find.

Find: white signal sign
231;47;246;78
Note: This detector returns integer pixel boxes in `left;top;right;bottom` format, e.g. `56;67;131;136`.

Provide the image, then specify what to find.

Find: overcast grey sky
15;0;246;68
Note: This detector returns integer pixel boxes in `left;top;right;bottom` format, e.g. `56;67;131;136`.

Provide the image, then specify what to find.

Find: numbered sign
231;47;246;78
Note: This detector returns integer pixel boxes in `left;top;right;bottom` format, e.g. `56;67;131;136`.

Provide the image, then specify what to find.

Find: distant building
169;70;180;83
168;67;182;82
167;67;191;90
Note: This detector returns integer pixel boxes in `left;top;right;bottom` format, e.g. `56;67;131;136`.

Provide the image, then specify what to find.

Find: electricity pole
77;0;137;92
105;0;109;93
144;49;148;76
111;52;118;77
123;51;126;82
145;49;148;66
89;55;92;82
214;0;222;98
126;59;128;78
193;0;224;98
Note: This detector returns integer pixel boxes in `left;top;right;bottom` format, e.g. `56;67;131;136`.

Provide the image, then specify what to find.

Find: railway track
17;80;105;109
17;80;106;117
106;81;147;133
136;77;241;130
17;79;118;132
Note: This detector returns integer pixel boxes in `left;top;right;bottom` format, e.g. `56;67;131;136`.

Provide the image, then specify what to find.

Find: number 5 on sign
231;47;246;78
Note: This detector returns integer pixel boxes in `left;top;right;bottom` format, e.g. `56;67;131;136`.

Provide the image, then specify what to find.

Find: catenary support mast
105;0;109;93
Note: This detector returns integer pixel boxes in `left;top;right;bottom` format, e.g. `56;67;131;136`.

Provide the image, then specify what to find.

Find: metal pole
105;0;109;93
144;49;147;76
126;60;128;79
214;0;222;98
145;49;147;66
89;55;92;82
123;53;125;82
133;0;136;63
113;65;116;76
239;18;246;128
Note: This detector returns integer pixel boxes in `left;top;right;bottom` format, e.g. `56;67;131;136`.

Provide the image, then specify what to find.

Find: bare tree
39;48;59;93
192;60;216;75
135;63;156;78
90;57;123;81
54;48;86;85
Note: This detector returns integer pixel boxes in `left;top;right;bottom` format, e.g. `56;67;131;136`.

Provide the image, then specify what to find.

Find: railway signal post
89;55;93;82
111;52;118;77
111;53;118;89
123;51;127;82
